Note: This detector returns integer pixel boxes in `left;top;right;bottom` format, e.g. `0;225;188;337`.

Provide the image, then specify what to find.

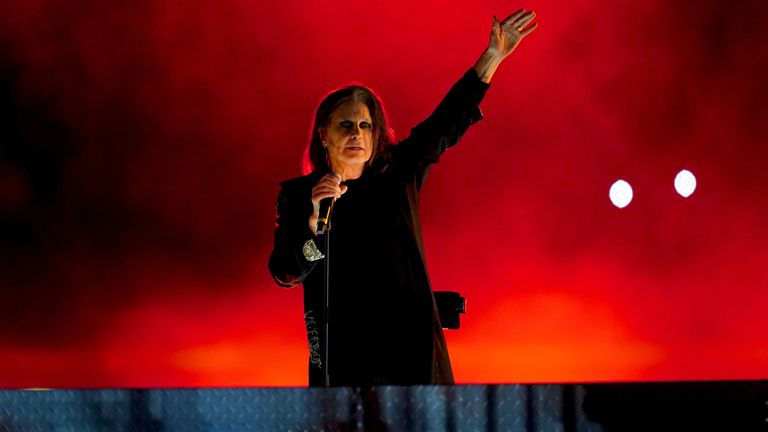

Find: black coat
269;68;489;386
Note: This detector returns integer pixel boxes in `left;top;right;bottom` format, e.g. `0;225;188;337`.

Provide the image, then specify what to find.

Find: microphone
317;172;342;235
316;197;334;235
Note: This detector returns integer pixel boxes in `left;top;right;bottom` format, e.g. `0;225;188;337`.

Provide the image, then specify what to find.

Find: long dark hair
303;84;395;175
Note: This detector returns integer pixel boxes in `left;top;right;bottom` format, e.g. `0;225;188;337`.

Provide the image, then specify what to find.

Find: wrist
482;48;504;62
473;50;503;83
309;214;318;236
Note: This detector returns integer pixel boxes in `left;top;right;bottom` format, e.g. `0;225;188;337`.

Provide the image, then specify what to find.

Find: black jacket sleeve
268;179;319;287
391;68;490;189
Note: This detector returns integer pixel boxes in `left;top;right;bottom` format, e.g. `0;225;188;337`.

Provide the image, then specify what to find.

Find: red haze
0;0;766;386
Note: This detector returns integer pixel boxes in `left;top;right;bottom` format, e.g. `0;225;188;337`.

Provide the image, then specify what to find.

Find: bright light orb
674;169;697;198
609;179;633;208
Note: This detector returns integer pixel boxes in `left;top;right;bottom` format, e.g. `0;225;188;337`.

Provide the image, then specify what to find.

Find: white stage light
674;169;696;198
609;179;633;208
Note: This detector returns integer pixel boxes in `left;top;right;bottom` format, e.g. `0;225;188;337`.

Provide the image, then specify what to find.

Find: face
321;100;374;172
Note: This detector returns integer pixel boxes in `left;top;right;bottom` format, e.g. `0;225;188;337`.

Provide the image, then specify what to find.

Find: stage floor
0;382;765;431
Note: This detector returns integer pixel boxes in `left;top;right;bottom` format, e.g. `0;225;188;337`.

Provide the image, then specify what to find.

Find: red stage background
1;0;766;387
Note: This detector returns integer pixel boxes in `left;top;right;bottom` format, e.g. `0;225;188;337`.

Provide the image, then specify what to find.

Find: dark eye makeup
339;120;372;129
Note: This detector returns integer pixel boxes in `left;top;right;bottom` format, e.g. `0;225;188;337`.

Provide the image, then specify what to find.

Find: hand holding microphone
309;173;347;235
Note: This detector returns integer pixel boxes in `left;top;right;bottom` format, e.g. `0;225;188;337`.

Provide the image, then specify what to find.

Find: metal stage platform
0;381;765;431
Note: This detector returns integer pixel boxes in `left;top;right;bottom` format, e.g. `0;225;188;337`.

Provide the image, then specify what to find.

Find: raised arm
390;8;538;188
474;8;538;83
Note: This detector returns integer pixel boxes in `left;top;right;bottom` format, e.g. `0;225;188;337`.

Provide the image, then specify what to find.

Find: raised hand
473;8;538;83
487;9;538;60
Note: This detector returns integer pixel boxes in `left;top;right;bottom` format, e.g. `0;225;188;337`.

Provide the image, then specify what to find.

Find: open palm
488;9;537;59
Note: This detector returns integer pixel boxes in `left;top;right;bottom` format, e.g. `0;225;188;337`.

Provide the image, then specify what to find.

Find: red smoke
0;0;766;387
